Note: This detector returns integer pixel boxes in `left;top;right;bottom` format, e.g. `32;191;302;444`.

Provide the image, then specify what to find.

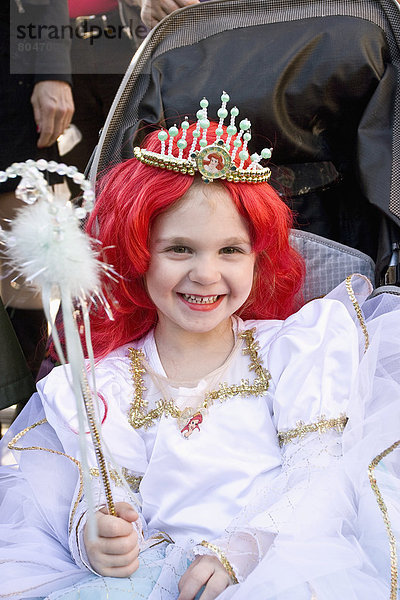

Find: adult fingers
174;0;200;8
141;0;196;28
31;81;74;148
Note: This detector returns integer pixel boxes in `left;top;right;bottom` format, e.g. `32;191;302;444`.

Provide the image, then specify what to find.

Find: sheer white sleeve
194;299;360;583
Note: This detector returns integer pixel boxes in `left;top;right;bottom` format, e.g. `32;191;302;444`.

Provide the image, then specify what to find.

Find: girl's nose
188;256;221;285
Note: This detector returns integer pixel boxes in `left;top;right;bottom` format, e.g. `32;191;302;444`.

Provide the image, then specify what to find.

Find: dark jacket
6;0;72;83
0;299;35;410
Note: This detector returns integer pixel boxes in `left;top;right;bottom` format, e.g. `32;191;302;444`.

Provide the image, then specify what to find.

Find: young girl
1;99;400;600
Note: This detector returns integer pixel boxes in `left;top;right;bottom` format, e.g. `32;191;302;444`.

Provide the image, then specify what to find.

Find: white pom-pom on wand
4;197;100;296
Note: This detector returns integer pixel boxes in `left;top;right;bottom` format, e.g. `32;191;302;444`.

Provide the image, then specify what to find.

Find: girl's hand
83;502;140;577
178;555;232;600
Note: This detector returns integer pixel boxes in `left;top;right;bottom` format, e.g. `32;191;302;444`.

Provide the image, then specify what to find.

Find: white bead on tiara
133;92;273;183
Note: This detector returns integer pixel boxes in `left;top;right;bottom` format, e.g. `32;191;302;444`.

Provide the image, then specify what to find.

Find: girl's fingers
92;557;140;579
115;502;139;523
96;504;139;538
198;572;231;600
97;515;135;538
84;503;141;576
178;556;231;600
97;531;140;556
94;545;140;568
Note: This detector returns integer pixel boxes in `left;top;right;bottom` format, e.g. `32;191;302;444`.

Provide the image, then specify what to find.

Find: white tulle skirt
1;277;400;600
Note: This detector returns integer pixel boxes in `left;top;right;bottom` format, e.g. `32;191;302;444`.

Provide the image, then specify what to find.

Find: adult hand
84;502;140;577
30;80;74;148
139;0;200;29
178;555;232;600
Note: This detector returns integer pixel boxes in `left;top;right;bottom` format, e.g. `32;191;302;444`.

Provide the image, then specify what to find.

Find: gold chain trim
128;328;271;430
8;419;83;534
200;540;239;584
368;440;400;600
81;374;116;517
277;414;348;447
90;466;142;492
345;275;369;353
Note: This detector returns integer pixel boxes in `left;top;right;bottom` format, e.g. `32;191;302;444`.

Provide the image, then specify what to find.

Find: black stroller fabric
90;0;400;282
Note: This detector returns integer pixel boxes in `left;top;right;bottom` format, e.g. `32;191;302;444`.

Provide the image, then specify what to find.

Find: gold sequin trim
90;466;142;492
200;540;239;584
128;328;271;430
368;439;400;600
8;419;83;534
277;414;348;447
345;275;369;353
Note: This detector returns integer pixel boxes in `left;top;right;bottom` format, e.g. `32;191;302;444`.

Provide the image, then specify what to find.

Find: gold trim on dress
90;466;143;492
128;328;271;431
277;414;348;447
74;510;92;571
345;275;369;353
200;540;239;584
8;419;83;534
368;439;400;600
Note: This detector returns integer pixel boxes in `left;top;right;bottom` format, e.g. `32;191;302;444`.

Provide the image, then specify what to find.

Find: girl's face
146;182;256;340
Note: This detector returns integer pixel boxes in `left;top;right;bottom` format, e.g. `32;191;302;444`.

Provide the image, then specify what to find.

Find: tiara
133;92;273;183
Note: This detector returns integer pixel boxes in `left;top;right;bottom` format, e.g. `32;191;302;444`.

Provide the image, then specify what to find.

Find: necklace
127;328;271;438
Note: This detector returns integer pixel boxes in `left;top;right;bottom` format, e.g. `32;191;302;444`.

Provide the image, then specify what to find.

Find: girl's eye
169;246;190;254
220;247;242;255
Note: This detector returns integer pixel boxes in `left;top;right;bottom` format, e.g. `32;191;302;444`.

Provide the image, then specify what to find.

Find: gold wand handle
81;374;116;516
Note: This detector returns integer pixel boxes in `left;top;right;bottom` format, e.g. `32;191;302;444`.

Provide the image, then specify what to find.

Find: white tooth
183;294;218;304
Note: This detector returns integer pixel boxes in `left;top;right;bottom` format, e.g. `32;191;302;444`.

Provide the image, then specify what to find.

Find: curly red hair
87;122;304;358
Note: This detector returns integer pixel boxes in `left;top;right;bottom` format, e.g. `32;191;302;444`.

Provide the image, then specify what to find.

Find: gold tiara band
133;144;272;183
133;92;273;184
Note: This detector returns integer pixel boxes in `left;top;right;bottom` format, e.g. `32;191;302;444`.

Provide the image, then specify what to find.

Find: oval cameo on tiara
196;145;232;181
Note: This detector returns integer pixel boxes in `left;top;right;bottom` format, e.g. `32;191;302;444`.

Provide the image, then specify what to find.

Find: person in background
0;0;74;382
64;0;145;197
134;0;200;29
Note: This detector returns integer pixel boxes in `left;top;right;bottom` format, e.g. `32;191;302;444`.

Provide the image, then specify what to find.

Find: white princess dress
1;275;400;600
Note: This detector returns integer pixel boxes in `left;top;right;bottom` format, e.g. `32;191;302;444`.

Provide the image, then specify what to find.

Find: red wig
87;122;304;358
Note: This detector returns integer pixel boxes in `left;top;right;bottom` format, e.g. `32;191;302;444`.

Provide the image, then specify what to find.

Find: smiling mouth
180;293;221;305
